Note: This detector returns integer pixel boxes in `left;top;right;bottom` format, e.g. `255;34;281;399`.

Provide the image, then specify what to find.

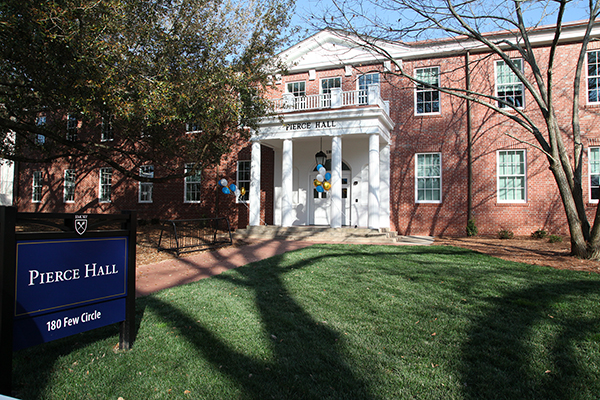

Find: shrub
531;229;548;239
466;219;478;237
150;218;161;225
548;234;563;243
498;230;514;239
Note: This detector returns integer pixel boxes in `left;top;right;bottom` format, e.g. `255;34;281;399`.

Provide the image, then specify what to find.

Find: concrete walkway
136;240;314;297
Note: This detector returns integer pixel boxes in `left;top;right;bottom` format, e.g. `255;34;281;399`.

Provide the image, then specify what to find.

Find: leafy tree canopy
0;0;293;180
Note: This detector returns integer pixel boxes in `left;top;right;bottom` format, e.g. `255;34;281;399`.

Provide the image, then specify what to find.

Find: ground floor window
64;169;76;203
139;165;154;203
497;149;526;202
590;147;600;202
99;167;112;203
184;163;202;203
32;171;42;203
415;153;441;203
237;160;250;203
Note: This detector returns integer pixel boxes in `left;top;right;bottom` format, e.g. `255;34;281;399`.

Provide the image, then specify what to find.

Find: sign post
0;208;136;396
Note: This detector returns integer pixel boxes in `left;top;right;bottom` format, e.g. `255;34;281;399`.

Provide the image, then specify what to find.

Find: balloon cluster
313;164;332;193
218;178;246;198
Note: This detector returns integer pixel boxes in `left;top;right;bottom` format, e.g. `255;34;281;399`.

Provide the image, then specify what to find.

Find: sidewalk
135;240;315;297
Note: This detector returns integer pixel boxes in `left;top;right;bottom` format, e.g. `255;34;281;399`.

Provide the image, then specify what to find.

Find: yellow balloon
313;179;321;187
240;187;246;196
323;181;331;190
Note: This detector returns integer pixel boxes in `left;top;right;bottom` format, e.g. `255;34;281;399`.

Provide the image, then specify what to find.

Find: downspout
465;51;473;222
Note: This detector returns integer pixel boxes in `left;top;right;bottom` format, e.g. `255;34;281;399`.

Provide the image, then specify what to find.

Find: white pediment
279;30;409;72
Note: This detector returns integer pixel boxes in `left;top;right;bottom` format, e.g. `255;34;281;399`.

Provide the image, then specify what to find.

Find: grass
12;244;600;399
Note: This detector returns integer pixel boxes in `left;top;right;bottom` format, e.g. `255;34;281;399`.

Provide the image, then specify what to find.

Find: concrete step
234;226;433;245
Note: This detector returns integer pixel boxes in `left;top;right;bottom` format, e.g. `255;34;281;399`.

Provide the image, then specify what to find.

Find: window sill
415;201;442;205
495;202;529;206
414;112;442;118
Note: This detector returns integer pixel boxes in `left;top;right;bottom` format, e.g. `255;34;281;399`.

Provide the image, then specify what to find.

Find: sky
289;0;595;43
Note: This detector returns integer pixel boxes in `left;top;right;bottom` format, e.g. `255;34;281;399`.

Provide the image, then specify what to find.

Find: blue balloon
222;187;230;194
316;164;324;171
229;183;237;192
316;185;324;193
325;172;331;181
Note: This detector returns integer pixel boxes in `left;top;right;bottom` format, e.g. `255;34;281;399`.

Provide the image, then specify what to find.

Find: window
139;165;154;203
64;169;76;203
35;115;46;145
590;147;600;202
184;163;202;203
67;114;78;141
358;73;380;105
101;114;114;141
320;77;341;107
286;81;306;109
237;161;251;203
495;59;524;108
99;167;112;203
415;153;441;203
497;150;526;202
186;122;202;133
32;171;42;203
415;67;440;114
587;51;600;103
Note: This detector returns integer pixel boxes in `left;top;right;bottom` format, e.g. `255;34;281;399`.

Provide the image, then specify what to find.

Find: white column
380;144;390;229
249;141;261;226
368;134;380;230
330;135;342;228
282;139;294;227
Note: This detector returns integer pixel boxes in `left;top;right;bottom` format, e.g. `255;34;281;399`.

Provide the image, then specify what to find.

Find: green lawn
12;244;600;399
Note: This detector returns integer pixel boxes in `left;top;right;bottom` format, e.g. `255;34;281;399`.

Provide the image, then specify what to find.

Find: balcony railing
273;83;389;115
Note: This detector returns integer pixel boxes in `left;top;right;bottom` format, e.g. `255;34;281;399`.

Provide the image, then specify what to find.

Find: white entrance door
310;171;351;226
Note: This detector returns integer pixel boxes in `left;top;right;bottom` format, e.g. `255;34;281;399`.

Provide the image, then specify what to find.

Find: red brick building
7;22;600;237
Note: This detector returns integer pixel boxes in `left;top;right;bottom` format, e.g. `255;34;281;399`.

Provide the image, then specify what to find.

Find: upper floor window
497;149;526;202
63;169;76;203
590;147;600;202
358;73;380;105
184;163;202;203
287;81;306;110
186;122;202;133
415;67;440;114
237;160;251;203
139;165;154;203
66;114;78;141
32;171;42;203
99;167;112;203
320;77;341;107
101;114;114;141
495;59;524;109
35;115;46;145
415;153;442;203
587;51;600;103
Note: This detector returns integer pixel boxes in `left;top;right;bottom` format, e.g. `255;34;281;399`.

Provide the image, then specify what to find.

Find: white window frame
587;51;600;104
236;160;251;203
35;115;46;145
186;122;202;134
32;171;42;203
495;59;524;109
101;114;114;142
99;167;112;203
320;77;342;107
497;149;527;203
139;165;154;203
63;169;76;203
358;73;380;105
590;147;600;203
414;67;441;115
66;114;78;141
286;81;307;110
184;163;202;203
415;153;442;203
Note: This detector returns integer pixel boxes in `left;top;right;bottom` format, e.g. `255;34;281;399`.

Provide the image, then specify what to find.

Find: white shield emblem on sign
75;216;88;235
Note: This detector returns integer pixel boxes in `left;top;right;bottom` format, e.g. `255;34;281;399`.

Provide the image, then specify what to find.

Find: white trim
587;50;600;105
98;167;112;203
494;59;524;109
415;152;442;204
138;165;154;203
184;163;202;203
496;149;527;203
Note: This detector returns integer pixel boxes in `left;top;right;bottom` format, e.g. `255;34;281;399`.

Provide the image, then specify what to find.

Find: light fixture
315;137;327;166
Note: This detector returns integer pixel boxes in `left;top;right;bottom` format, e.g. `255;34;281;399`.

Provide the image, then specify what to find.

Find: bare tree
316;0;600;259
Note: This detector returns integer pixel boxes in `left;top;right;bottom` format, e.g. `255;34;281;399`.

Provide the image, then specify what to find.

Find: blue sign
13;237;129;349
